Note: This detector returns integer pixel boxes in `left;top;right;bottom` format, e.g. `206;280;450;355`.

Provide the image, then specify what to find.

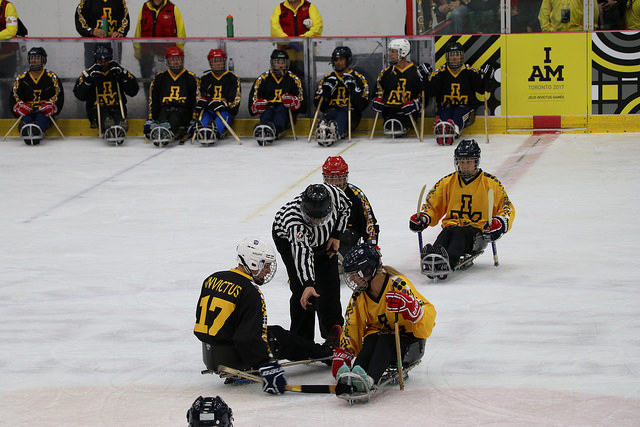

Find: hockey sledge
104;125;127;146
421;250;485;281
20;123;43;145
383;118;406;138
336;361;421;405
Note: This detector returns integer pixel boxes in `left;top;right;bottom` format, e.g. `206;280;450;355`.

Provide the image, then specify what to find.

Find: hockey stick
307;97;323;142
369;112;379;140
348;96;352;142
191;110;204;145
288;107;297;140
416;184;426;254
2;117;21;141
487;188;499;266
116;81;126;123
217;365;336;394
394;313;404;391
484;92;489;144
217;111;242;145
95;87;102;137
201;356;331;375
420;91;425;142
409;115;420;140
49;116;65;139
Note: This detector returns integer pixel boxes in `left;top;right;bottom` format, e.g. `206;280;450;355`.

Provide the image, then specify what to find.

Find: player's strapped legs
158;105;191;139
103;109;127;145
432;225;479;269
196;111;217;145
267;325;333;361
324;108;350;139
261;104;289;136
315;119;338;147
353;333;417;383
213;111;233;138
201;342;252;371
433;118;456;145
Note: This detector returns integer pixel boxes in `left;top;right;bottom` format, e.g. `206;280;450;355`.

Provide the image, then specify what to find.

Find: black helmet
187;396;233;427
454;139;481;178
27;47;47;70
445;42;464;70
270;49;289;61
301;184;332;225
94;44;113;62
331;46;352;71
342;243;382;292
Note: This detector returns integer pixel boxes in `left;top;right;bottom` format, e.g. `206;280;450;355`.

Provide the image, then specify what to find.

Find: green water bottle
226;15;234;38
101;14;109;35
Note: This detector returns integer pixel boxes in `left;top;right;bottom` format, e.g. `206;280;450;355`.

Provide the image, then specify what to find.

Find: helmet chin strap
239;256;262;285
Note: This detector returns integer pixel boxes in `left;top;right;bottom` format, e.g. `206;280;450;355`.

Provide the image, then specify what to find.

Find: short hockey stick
394;313;404;391
288;107;297;140
2;117;21;141
420;91;425;142
409;114;420;140
487;188;499;266
417;184;426;254
348;96;352;142
201;356;330;375
217;111;242;145
369;112;379;140
116;81;126;124
484;92;489;144
49;116;65;139
95;87;102;137
191;110;204;145
307;97;323;142
217;365;336;394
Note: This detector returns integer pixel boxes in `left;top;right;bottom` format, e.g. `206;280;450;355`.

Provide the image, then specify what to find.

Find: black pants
201;325;332;371
157;105;191;138
433;225;481;269
354;333;425;383
273;231;344;342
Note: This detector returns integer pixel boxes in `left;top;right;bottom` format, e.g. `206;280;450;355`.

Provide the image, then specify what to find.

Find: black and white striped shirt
273;183;351;288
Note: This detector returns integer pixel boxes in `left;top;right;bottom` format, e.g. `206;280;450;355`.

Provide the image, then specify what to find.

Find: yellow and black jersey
344;183;379;246
12;69;64;114
340;272;436;356
73;61;139;108
148;68;199;120
421;170;515;232
199;70;241;116
428;64;484;109
375;62;423;107
75;0;130;37
313;68;369;113
248;70;303;114
194;268;271;368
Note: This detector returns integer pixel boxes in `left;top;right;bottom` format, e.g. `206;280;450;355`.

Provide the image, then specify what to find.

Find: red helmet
208;49;227;61
322;156;349;188
165;46;184;59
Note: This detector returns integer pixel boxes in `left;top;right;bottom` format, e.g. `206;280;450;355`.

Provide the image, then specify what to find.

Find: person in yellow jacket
538;0;598;31
409;139;515;278
330;243;436;396
1;0;20;118
623;0;640;29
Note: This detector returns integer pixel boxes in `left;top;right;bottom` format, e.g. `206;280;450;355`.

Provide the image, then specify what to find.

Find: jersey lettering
162;86;186;103
387;78;408;105
98;81;118;106
443;83;468;105
194;295;236;336
450;194;482;222
212;85;223;99
32;89;42;106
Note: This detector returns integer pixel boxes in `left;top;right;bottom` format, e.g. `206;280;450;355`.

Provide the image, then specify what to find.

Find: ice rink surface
1;131;639;426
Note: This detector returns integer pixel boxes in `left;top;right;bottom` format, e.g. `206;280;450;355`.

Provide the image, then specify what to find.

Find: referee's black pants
273;232;344;342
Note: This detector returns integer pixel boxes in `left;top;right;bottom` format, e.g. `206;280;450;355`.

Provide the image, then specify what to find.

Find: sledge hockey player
332;244;436;402
191;48;241;145
322;156;379;256
372;39;423;138
428;42;492;145
11;47;64;145
144;46;199;146
248;49;303;145
73;45;139;145
313;46;369;146
409;139;515;279
194;238;334;395
272;184;351;343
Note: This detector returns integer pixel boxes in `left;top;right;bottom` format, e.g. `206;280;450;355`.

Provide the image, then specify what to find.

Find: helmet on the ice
445;42;464;70
237;237;277;286
454;139;481;179
187;395;233;427
342;243;382;292
28;47;47;71
300;184;332;226
331;46;352;72
322;156;349;189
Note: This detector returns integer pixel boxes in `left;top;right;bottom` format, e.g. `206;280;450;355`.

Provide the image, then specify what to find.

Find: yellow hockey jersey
422;170;515;232
340;272;436;357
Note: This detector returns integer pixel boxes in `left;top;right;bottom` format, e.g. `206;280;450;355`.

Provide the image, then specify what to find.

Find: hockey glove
386;291;423;322
331;347;354;378
108;64;124;80
143;119;154;138
409;212;430;232
322;76;338;98
342;73;360;95
251;99;268;115
401;99;421;116
484;216;507;241
480;64;494;92
39;101;57;117
13;101;32;117
372;97;385;113
195;97;208;114
208;99;227;112
281;94;301;111
258;361;287;395
417;62;433;82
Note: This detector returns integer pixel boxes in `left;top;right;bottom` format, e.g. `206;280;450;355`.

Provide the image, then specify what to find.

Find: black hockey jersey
199;70;241;116
428;64;484;109
73;61;139;110
344;183;379;246
248;70;303;115
75;0;130;37
375;62;423;106
194;268;271;369
313;68;369;113
11;69;64;115
147;68;198;120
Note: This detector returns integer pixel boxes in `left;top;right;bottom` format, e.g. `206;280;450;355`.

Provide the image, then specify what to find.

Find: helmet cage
454;139;481;179
331;46;352;71
208;49;227;73
341;243;381;293
322;156;349;189
28;47;47;71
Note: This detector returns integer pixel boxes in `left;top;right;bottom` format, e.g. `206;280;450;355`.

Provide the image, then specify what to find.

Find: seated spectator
623;0;640;29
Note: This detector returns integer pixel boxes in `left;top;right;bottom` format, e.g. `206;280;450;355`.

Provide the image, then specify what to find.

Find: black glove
108;64;124;80
342;73;360;95
484;216;506;241
417;62;433;81
322;76;338;100
195;97;208;114
143;119;154;137
480;64;494;92
258;361;287;395
187;119;200;137
208;99;227;112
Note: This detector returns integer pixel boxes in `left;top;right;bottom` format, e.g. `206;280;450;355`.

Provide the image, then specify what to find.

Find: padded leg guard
21;123;43;145
104;125;127;145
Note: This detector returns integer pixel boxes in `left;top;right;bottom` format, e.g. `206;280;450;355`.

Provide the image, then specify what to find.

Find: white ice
1;132;639;426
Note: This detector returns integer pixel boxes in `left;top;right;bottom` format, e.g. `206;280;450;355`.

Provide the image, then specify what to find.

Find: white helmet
237;238;277;285
388;39;411;60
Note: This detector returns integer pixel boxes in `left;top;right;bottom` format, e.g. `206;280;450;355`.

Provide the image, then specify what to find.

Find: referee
272;183;351;342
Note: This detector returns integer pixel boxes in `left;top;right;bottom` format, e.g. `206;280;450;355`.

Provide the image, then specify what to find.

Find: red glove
13;101;32;116
484;216;506;241
386;291;423;322
331;347;354;378
251;99;268;115
281;94;301;111
372;97;385;113
409;212;430;232
39;101;57;117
